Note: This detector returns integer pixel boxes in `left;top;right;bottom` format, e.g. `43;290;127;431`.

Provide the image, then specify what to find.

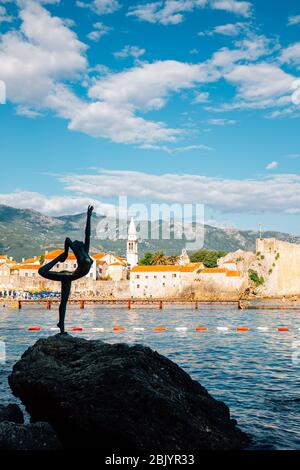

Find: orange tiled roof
109;262;123;267
93;253;106;260
131;265;180;272
44;250;76;260
96;260;106;265
11;264;40;270
180;262;203;272
24;256;39;263
226;270;241;277
115;255;126;263
201;268;227;274
223;260;236;264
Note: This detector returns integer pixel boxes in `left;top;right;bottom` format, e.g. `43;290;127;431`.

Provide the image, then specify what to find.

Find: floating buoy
217;327;229;332
92;327;104;332
153;327;166;331
133;327;145;331
237;327;249;332
175;327;188;332
28;327;41;331
113;326;125;331
71;327;83;331
278;327;289;332
196;327;207;331
257;327;269;331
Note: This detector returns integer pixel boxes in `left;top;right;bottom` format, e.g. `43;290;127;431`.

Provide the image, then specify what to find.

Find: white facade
130;263;203;298
126;218;138;268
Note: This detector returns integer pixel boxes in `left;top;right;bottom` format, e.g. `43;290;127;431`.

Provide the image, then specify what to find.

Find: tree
166;255;179;265
152;251;168;265
248;269;264;287
138;252;154;266
190;249;227;268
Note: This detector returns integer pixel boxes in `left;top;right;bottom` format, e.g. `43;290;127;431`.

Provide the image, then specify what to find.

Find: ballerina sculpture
38;205;94;334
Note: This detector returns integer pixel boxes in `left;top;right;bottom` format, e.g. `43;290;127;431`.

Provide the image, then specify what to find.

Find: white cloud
265;161;278;170
0;1;87;105
287;15;300;26
4;168;300;216
58;169;300;215
224;63;295;101
193;91;210;103
113;45;145;59
0;189;115;217
87;22;111;41
210;0;252;17
208;118;236;125
0;5;13;23
88;60;212;109
127;0;252;25
281;42;300;66
76;0;121;15
140;143;213;153
199;22;248;36
127;0;205;25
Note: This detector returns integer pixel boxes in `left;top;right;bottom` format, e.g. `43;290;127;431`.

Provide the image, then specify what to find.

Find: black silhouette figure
39;205;94;334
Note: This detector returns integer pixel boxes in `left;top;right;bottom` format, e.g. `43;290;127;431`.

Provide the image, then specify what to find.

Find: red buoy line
26;326;295;332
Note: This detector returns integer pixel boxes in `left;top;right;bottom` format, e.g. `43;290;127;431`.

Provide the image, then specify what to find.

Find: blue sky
0;0;300;234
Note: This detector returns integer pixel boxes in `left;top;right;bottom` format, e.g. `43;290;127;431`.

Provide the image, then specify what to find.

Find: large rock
0;404;24;424
0;421;61;450
9;335;249;450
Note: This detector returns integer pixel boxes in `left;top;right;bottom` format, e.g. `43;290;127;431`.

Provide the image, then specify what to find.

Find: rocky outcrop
0;403;61;450
0;421;62;450
9;334;249;450
0;404;24;424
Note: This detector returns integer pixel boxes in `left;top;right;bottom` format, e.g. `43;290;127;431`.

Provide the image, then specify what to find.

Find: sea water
0;304;299;450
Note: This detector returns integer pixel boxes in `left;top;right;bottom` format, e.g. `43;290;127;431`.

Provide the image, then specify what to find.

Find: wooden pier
7;299;239;310
3;299;300;310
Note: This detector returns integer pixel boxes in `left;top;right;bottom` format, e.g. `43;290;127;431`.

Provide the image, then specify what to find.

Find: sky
0;0;300;234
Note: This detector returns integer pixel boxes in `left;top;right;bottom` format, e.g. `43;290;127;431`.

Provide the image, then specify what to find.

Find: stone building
130;262;203;299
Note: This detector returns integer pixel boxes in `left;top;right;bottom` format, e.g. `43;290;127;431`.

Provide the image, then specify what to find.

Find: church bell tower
126;217;138;268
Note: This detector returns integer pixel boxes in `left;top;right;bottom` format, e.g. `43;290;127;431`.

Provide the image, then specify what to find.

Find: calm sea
0;304;300;450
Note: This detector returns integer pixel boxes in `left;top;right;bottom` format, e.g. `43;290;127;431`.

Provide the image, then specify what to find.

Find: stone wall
189;273;247;301
256;238;300;297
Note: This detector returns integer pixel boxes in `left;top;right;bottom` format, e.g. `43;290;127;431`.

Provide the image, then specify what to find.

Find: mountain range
1;204;299;261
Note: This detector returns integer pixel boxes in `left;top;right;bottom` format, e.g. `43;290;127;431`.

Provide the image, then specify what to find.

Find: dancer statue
39;205;94;334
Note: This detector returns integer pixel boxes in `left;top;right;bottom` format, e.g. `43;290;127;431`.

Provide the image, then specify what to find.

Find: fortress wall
190;273;247;301
258;239;300;296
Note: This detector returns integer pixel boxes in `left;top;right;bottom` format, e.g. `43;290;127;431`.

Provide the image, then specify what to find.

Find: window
74;263;77;268
172;274;177;278
163;275;166;279
162;283;165;287
154;275;157;279
136;275;140;279
56;263;60;268
137;284;140;288
145;275;148;279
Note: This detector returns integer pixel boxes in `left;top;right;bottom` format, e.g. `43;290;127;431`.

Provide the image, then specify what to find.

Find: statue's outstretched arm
84;205;94;252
